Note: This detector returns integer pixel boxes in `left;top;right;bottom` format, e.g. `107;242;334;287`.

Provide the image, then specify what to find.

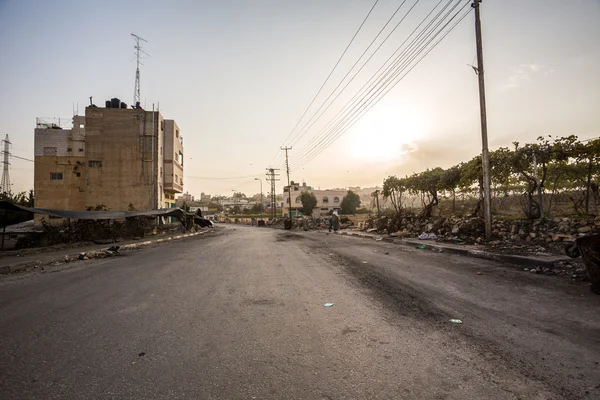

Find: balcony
164;182;183;193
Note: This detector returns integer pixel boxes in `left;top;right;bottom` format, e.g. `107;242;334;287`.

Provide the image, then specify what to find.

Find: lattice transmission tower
131;33;148;106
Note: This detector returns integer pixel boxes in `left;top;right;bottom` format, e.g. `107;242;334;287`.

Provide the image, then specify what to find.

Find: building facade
34;102;184;223
283;182;347;217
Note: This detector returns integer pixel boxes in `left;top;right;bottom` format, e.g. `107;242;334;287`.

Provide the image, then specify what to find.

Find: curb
323;230;569;269
1;231;207;275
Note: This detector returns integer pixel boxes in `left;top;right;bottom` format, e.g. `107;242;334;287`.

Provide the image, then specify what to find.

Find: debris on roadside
324;303;334;307
449;319;463;324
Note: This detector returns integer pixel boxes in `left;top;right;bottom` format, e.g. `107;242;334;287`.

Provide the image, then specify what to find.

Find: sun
348;102;425;161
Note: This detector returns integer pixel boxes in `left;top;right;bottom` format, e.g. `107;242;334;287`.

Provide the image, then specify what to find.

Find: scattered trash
362;261;368;264
328;253;334;256
384;252;390;255
324;303;334;307
449;319;463;324
417;245;425;249
477;272;482;275
418;233;437;240
138;352;146;357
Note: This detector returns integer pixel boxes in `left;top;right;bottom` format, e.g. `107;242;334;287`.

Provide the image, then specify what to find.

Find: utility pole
281;147;292;222
1;135;11;194
265;168;280;218
374;189;381;216
131;33;148;107
473;0;493;240
532;151;544;219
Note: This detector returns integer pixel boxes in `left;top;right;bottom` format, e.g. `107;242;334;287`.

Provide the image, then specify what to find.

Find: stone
529;232;537;239
451;227;459;235
578;225;592;233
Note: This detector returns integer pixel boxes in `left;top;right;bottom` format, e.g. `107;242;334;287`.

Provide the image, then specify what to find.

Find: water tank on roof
105;100;111;108
110;98;120;108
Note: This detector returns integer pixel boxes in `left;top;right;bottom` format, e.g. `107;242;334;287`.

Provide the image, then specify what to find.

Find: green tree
251;203;264;213
299;191;317;216
340;190;361;214
382;175;406;214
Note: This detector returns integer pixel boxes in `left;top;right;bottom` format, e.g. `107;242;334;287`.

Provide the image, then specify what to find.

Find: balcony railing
164;182;183;193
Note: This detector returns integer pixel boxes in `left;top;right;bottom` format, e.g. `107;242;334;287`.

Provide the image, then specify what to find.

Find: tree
382;175;406;214
251;203;264;213
340;190;361;214
299;191;317;216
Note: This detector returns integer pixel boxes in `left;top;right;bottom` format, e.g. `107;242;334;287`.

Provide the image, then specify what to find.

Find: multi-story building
34;100;184;224
179;191;195;204
282;182;347;217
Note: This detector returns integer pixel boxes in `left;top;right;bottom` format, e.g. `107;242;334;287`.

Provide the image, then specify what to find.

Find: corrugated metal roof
3;220;43;233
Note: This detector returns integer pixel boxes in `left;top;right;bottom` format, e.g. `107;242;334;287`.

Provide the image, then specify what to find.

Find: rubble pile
361;214;600;246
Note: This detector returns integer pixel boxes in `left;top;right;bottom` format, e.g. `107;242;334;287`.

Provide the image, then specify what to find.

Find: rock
578;225;592;233
78;253;86;260
83;256;89;260
529;232;537;239
553;217;562;223
64;255;71;262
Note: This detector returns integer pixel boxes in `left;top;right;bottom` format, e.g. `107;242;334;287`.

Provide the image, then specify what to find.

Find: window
179;151;183;166
176;129;179;138
50;172;63;180
76;172;81;177
334;197;340;203
295;197;301;204
160;167;163;177
160;146;162;155
78;148;84;152
88;160;102;168
9;234;17;239
175;174;178;183
322;196;329;203
161;120;164;131
43;147;57;156
79;124;84;128
67;148;72;152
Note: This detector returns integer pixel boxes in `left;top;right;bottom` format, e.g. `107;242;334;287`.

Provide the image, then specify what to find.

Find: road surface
0;225;598;399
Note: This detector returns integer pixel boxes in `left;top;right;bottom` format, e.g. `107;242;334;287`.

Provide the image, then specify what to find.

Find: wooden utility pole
532;152;544;219
473;0;493;240
374;190;381;216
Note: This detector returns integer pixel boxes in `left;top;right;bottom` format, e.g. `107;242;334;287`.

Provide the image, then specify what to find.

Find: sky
0;0;598;198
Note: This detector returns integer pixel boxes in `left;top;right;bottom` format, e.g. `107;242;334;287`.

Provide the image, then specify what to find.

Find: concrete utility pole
265;168;280;218
281;147;292;222
473;0;493;240
1;135;11;194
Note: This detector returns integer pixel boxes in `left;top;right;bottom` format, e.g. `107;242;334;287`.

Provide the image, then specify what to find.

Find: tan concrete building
283;182;347;217
34;102;184;224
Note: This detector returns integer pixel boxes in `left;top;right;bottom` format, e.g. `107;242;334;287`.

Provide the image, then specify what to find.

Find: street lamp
254;178;263;219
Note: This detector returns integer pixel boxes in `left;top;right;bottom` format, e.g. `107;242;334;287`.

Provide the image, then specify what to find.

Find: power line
293;5;471;171
186;173;264;180
291;1;472;171
268;0;380;167
290;0;458;169
287;0;420;149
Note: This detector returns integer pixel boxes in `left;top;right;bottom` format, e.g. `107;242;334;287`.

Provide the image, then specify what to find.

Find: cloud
502;63;554;91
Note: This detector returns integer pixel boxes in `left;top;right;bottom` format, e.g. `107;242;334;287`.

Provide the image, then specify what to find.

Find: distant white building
283;182;347;217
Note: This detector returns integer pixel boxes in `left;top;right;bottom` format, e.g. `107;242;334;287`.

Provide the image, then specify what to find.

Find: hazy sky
1;0;598;198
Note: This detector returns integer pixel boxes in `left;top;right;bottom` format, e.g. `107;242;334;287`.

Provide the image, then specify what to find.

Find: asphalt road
0;225;598;400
